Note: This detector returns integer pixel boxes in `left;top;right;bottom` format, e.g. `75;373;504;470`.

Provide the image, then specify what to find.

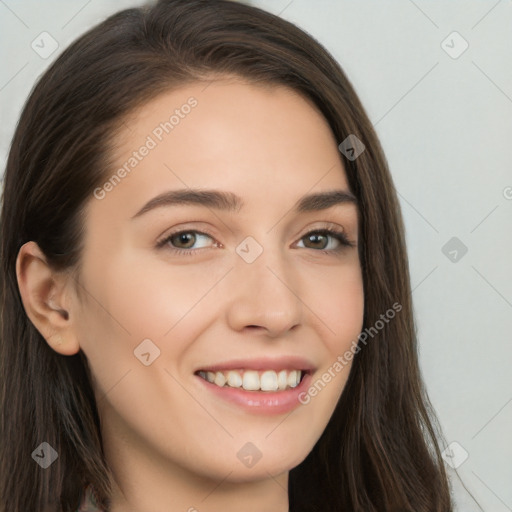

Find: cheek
76;253;235;402
111;252;232;334
303;264;364;404
81;254;216;349
309;263;365;353
295;282;363;433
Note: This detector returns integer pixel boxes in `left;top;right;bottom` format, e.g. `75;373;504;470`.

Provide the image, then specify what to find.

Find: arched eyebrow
131;188;357;220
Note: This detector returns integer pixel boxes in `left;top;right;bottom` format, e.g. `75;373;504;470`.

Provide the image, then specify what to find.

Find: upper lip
195;356;316;374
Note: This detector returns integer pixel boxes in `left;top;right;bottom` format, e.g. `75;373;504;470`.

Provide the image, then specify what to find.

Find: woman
0;0;454;510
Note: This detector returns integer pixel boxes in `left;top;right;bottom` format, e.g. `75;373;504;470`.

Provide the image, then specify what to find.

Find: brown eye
298;228;354;252
170;232;196;249
303;232;330;250
157;230;217;255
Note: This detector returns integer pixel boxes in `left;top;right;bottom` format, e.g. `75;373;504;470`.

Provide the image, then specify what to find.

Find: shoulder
76;484;105;512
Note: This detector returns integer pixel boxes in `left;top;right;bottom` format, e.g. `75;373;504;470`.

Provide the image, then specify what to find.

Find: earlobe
15;241;80;356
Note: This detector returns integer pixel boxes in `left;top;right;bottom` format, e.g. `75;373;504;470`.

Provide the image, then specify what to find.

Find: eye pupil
175;232;195;248
307;234;326;249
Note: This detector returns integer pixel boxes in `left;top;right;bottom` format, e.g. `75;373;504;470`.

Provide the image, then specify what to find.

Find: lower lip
195;372;313;415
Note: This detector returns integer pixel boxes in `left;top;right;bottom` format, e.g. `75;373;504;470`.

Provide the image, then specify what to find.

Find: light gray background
1;1;511;510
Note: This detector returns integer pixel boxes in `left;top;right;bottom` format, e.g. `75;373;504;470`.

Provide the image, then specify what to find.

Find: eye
156;225;356;257
296;227;355;253
156;230;217;256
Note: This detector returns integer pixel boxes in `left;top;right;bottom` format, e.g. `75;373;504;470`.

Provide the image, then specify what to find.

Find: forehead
91;78;352;223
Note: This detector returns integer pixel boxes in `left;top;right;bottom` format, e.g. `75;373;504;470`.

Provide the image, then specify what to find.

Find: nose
224;243;303;338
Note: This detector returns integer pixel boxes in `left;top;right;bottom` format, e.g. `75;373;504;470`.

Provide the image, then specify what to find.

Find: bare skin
16;77;364;512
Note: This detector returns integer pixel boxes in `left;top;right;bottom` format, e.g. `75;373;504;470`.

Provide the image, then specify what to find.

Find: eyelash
156;225;356;257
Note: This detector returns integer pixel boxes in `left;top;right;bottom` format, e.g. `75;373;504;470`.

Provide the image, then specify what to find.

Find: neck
102;420;289;512
108;472;289;512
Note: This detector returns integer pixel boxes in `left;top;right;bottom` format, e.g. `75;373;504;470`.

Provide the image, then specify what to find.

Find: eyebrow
131;187;357;219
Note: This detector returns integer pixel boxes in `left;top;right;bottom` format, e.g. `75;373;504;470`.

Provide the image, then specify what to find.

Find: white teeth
260;370;278;391
287;370;298;388
277;370;288;390
227;370;242;388
214;372;227;387
199;369;304;391
242;370;260;391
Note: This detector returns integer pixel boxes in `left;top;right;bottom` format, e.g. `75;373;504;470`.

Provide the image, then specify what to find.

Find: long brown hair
1;0;453;510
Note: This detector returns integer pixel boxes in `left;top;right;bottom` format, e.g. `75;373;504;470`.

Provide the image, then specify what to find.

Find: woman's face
73;78;364;485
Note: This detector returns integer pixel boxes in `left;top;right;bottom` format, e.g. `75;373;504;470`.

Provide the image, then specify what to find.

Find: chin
200;445;312;484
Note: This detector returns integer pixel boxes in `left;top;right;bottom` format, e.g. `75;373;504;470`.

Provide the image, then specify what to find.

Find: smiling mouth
195;368;308;392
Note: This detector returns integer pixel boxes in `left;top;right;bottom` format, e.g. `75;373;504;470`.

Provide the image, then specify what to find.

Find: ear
15;241;80;356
